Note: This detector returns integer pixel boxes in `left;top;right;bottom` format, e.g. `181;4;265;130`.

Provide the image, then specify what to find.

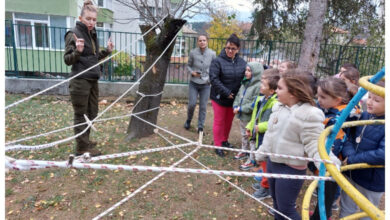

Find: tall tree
114;0;212;139
251;0;384;46
298;0;327;73
206;10;243;53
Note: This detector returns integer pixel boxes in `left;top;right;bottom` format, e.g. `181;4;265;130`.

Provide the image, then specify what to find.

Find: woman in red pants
209;34;247;157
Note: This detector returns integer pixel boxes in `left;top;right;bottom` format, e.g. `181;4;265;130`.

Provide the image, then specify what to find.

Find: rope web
5;16;336;220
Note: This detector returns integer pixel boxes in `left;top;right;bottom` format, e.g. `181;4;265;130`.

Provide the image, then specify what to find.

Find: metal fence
5;20;385;84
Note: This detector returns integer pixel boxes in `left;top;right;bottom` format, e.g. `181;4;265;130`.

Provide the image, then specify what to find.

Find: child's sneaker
331;201;339;211
253;186;271;200
313;189;318;197
252;182;261;191
253;169;263;182
239;161;256;171
233;152;249;160
268;208;275;216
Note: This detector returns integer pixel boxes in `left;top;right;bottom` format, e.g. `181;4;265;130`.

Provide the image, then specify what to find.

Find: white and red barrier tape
87;142;196;162
201;144;335;165
7;159;333;181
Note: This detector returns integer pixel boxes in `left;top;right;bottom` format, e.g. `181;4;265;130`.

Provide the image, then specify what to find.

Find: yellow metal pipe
301;164;383;220
302;180;318;220
318;120;385;220
359;76;385;98
341;164;384;172
340;212;369;220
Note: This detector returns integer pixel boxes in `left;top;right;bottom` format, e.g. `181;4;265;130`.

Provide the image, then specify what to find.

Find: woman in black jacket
209;34;247;157
64;0;113;156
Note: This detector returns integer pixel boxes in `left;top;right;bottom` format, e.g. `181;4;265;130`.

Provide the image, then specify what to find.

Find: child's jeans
340;177;383;220
267;159;306;220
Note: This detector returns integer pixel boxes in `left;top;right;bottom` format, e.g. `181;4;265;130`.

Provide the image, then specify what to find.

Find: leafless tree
113;0;212;139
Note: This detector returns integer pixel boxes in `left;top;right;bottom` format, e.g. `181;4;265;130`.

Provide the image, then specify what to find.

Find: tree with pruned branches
113;0;214;139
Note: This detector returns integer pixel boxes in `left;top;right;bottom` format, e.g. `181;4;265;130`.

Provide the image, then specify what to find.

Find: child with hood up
232;62;264;170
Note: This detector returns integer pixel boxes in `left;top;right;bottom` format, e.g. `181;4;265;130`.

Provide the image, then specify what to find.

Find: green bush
114;62;134;77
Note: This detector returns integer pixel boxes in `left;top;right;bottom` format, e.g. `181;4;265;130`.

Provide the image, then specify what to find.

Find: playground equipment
302;67;385;220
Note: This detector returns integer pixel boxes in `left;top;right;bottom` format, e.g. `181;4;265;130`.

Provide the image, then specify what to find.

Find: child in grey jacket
232;62;263;170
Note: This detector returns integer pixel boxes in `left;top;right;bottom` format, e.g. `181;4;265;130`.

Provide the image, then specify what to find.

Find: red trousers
211;100;235;146
261;161;269;188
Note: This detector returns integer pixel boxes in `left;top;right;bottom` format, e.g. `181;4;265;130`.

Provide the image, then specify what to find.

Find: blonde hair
81;0;98;16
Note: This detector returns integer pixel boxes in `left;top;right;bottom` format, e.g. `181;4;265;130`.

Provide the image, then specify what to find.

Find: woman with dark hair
64;0;113;156
209;34;247;157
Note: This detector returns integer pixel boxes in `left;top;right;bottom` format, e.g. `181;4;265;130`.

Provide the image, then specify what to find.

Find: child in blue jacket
339;81;385;219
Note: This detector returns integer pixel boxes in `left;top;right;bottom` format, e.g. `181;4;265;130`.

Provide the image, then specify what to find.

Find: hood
246;62;264;86
218;48;240;62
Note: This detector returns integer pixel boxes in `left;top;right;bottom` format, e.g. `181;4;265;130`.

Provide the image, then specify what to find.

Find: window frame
12;13;52;50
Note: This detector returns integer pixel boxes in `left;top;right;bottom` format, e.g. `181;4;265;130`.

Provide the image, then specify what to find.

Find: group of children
231;61;385;220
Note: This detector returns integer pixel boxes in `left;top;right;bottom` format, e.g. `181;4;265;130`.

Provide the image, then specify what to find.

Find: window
12;13;67;49
5;21;13;47
138;40;146;55
34;23;49;48
96;22;104;28
98;0;112;10
15;20;33;47
50;15;67;49
172;37;185;57
14;13;49;48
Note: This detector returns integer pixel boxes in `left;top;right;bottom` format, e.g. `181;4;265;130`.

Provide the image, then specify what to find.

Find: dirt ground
5;95;384;219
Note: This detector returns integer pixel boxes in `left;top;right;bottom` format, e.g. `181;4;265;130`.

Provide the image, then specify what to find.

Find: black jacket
209;49;247;106
64;21;110;79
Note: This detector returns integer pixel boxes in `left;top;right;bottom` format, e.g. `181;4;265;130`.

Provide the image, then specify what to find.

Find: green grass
6;188;14;197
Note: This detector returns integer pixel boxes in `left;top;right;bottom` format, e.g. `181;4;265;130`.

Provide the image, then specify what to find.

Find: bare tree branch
115;0;211;25
179;0;201;18
172;0;188;17
139;0;160;24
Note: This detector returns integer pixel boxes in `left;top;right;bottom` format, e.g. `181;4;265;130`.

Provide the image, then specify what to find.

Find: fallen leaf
99;100;108;105
95;203;101;208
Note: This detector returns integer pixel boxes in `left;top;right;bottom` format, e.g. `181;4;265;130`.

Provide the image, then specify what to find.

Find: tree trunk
298;0;328;73
126;17;186;140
